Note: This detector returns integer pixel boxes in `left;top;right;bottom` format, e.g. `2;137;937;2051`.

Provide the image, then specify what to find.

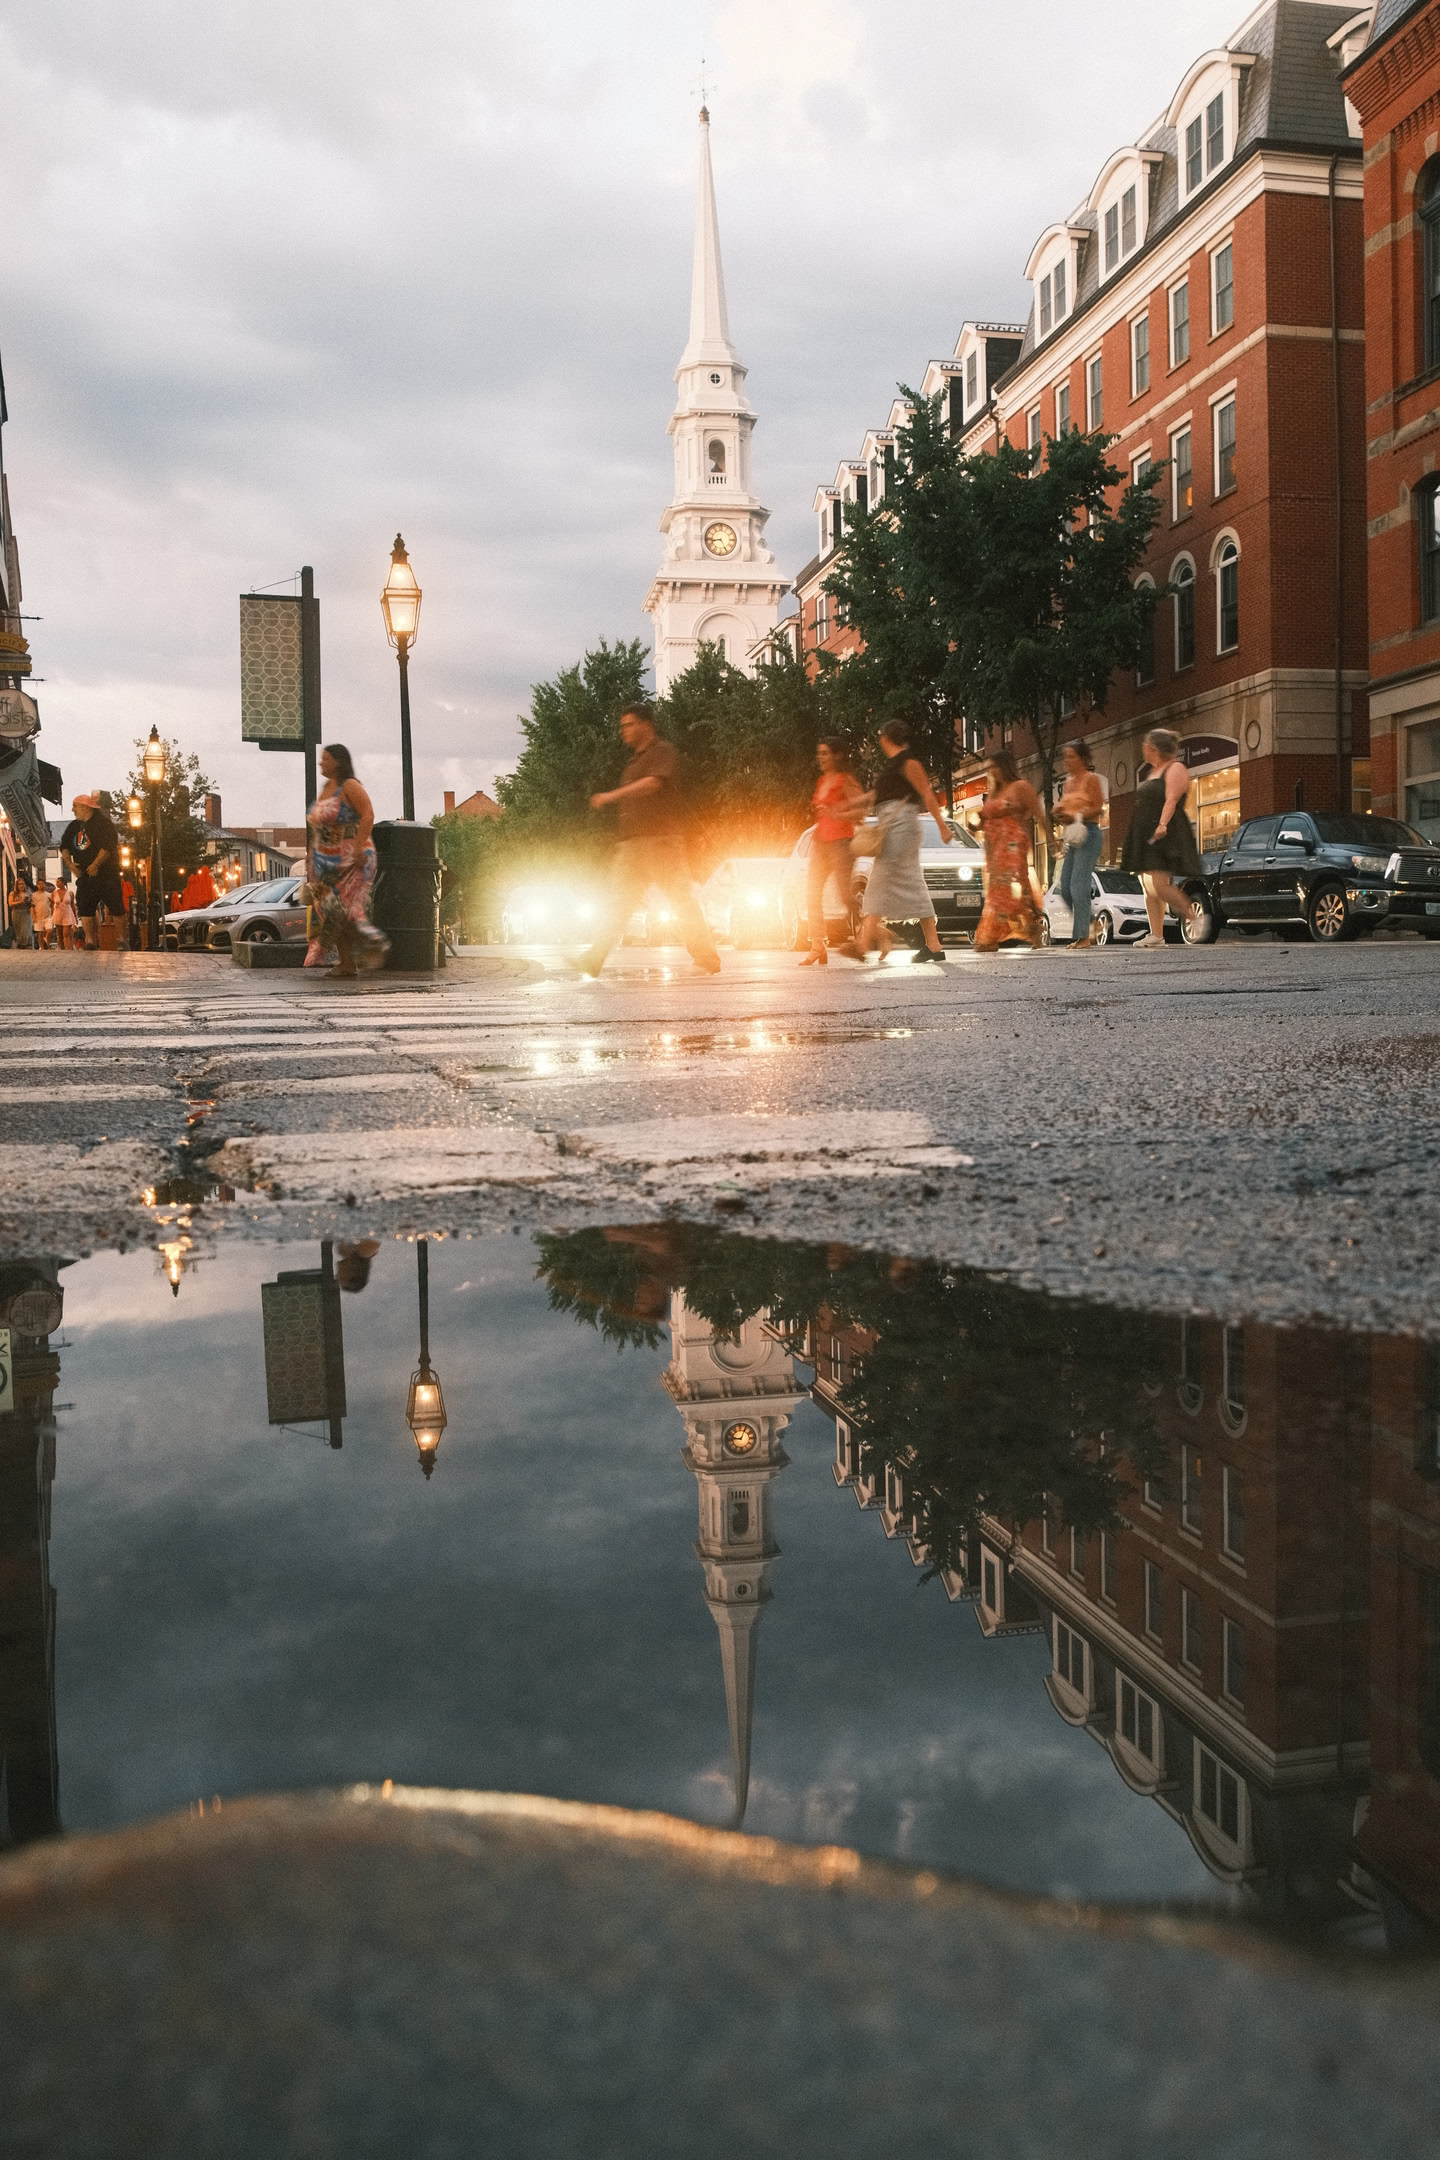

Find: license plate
1427;902;1440;916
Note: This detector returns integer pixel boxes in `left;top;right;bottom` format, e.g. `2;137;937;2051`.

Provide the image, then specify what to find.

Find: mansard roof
1367;0;1425;44
1009;0;1361;374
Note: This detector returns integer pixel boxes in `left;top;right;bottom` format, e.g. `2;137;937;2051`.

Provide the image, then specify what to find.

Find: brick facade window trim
1212;528;1241;655
1419;474;1440;624
1172;552;1198;671
1208;229;1237;338
1168;416;1195;522
1209;383;1239;499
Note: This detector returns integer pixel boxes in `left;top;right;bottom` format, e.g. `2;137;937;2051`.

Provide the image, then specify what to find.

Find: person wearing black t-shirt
60;794;125;950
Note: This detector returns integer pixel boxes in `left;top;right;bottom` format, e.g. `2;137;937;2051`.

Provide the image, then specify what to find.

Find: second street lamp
404;1238;447;1478
380;534;422;821
142;726;166;950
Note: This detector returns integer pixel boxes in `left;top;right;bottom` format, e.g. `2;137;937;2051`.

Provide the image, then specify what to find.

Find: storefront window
1405;719;1440;845
1191;764;1240;853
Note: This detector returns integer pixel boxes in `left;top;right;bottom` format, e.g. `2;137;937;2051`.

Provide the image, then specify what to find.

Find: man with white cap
60;794;124;951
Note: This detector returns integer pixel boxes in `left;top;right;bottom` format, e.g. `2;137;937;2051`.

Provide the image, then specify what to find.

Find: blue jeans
1058;823;1103;941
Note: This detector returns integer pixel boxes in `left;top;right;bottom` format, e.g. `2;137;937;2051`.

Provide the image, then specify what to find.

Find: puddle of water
0;1228;1429;1953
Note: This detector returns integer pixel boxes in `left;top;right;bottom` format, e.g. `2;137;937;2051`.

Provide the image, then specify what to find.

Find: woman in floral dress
304;743;389;975
974;748;1045;952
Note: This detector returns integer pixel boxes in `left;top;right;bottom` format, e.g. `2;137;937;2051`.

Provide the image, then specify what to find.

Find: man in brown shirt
579;703;720;976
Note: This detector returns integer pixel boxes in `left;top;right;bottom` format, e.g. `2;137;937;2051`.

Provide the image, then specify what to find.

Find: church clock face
704;521;738;558
723;1421;759;1456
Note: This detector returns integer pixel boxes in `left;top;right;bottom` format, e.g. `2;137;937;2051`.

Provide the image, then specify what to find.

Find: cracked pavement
1;936;1438;1331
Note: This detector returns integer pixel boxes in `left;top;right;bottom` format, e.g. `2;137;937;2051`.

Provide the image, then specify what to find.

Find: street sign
240;594;306;747
0;1326;11;1414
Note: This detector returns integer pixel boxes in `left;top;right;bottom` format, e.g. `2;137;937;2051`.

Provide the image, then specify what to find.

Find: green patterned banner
239;594;304;745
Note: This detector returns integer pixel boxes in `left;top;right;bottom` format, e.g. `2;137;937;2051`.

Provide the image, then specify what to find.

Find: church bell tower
643;108;789;693
663;1293;801;1824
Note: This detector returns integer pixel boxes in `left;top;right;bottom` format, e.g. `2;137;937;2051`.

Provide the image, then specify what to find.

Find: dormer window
1090;151;1160;283
965;350;979;407
1040;275;1053;338
1170;52;1255;204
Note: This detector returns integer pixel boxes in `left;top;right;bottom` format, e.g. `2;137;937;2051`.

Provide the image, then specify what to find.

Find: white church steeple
663;1291;801;1824
643;108;789;693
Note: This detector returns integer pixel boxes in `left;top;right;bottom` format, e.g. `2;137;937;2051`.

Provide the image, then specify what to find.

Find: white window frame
1104;200;1120;275
1027;405;1042;462
1053;1617;1090;1702
1210;236;1235;336
1117;1673;1163;1771
1214;531;1241;656
1181;1586;1203;1672
1172;552;1197;672
1144;1559;1165;1642
1221;1464;1245;1564
1069;1525;1085;1579
1100;1528;1117;1603
965;349;979;409
1180;1442;1202;1537
1222;1614;1246;1706
1130;446;1154;490
1134;572;1157;687
1055;379;1071;435
1086;352;1104;432
1131;310;1151;399
1169;278;1191;369
1194;1740;1247;1854
1212;390;1237;499
1170;419;1194;522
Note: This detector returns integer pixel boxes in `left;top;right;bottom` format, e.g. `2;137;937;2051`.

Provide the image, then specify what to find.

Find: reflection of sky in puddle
36;1233;1229;1908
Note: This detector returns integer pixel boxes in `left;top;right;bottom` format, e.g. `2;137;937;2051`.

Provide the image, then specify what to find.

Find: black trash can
371;820;443;972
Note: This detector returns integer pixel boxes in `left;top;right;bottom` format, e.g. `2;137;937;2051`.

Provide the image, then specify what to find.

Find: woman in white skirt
846;721;952;965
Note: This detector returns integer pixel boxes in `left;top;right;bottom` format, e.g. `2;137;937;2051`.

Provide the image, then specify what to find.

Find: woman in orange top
801;740;866;966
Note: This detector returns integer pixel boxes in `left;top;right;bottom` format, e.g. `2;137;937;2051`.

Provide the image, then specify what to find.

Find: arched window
1135;575;1156;686
1215;537;1240;653
1173;557;1196;671
707;438;726;480
1423;162;1440;371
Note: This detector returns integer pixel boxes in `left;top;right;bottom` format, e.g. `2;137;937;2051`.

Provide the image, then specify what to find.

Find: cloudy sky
1;0;1248;827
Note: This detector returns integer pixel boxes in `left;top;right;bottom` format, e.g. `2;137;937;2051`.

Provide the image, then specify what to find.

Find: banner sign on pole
240;594;305;748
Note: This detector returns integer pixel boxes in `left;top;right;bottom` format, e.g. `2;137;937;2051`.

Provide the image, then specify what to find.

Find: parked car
205;876;308;950
162;883;264;952
1041;865;1150;946
1183;812;1440;944
699;857;790;947
779;818;987;949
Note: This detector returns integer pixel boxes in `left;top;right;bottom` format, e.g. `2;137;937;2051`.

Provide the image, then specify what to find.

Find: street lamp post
126;794;145;948
404;1238;447;1478
380;535;422;821
142;726;166;950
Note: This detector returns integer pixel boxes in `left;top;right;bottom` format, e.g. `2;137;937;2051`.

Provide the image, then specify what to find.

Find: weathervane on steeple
693;55;712;122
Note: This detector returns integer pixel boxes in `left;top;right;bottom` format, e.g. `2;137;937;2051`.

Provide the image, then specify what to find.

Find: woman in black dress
1121;728;1202;947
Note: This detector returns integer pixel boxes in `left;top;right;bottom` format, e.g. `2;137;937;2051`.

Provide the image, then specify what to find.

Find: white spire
681;107;738;370
708;1592;762;1824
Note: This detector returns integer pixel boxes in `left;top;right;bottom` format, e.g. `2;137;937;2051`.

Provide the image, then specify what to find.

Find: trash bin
371;820;443;972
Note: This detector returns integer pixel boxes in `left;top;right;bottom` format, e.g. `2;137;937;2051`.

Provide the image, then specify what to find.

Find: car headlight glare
1351;855;1389;875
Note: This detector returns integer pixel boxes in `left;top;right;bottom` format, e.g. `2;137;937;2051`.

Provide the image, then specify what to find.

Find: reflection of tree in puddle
537;1223;1162;1569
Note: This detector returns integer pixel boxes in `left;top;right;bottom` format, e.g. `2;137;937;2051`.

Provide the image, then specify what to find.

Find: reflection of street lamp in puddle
405;1239;447;1478
156;1234;196;1297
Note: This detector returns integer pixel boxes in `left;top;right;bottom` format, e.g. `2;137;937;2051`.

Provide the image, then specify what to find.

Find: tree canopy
99;736;217;888
825;394;1165;820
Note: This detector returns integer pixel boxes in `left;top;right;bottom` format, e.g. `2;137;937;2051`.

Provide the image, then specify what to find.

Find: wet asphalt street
2;934;1438;1331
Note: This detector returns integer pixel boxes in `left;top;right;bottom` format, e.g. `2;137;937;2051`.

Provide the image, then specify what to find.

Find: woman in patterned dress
304;743;389;976
974;748;1045;952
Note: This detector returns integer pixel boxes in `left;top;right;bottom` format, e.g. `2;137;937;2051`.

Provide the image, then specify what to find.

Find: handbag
1063;817;1089;847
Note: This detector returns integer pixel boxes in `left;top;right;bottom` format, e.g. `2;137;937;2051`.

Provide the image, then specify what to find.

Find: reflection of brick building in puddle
1355;1336;1440;1942
810;1306;1404;1934
0;1261;65;1848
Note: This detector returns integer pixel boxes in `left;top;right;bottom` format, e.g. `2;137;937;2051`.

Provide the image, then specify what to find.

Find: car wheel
1039;915;1052;946
1182;892;1217;945
244;922;281;944
1306;885;1352;943
1093;911;1113;947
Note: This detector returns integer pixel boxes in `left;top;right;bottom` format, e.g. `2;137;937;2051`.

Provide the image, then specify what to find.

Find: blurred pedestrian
1052;740;1106;949
59;793;124;950
579;702;720;977
6;865;34;948
304;743;389;977
50;876;77;949
1122;728;1202;947
801;738;865;966
29;878;52;949
845;721;950;965
974;749;1045;952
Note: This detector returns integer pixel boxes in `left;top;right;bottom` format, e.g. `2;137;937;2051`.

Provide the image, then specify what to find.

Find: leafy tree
99;736;217;894
656;640;840;867
826;395;1164;827
951;425;1164;828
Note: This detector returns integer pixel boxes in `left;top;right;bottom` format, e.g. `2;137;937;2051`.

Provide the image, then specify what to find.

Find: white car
699;857;790;947
1041;865;1150;946
779;818;986;949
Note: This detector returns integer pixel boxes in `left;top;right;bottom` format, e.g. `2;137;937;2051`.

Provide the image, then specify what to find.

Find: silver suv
205;876;307;950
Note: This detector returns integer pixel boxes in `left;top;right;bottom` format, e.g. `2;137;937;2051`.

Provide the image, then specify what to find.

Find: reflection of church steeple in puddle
663;1294;801;1824
0;1261;65;1848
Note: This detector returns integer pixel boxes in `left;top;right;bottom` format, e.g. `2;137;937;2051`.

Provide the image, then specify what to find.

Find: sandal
799;950;827;967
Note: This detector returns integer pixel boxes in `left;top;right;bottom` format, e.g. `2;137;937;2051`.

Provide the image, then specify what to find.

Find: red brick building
798;4;1376;854
1345;1;1440;839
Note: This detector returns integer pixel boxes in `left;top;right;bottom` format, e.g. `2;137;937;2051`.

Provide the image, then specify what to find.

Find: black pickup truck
1184;812;1440;943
